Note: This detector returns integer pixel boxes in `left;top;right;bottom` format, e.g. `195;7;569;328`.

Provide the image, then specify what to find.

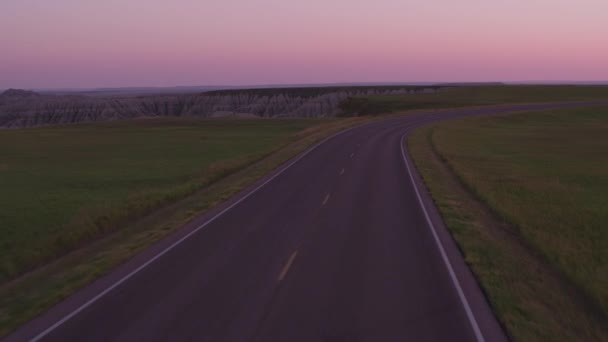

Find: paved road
8;103;606;342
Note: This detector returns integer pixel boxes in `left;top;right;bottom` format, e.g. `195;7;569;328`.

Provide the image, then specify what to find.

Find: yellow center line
278;251;298;282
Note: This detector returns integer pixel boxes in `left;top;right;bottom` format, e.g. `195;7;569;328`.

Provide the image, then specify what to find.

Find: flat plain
0;118;324;282
409;106;608;340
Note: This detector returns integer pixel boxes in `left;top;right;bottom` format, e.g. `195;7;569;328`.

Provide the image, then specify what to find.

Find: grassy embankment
340;85;608;115
408;106;608;341
0;116;376;336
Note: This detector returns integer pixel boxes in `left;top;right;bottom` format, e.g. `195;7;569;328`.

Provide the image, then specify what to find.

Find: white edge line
30;123;365;342
399;132;486;342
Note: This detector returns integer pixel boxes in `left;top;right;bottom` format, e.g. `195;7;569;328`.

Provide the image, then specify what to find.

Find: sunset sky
1;0;607;89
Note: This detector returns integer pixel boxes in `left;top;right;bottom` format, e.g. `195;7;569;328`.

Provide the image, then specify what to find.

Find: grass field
0;118;328;282
340;85;608;115
408;106;608;340
0;115;379;336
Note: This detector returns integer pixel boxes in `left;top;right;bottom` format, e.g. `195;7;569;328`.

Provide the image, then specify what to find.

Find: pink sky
1;0;607;89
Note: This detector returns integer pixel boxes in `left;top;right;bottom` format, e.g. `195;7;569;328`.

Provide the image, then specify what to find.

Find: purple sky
1;0;607;89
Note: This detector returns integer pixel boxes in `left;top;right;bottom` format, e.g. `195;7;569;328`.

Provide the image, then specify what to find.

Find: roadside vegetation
408;106;608;340
340;85;608;115
0;115;378;336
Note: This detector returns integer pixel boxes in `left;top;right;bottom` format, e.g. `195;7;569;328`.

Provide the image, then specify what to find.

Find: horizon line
3;80;608;92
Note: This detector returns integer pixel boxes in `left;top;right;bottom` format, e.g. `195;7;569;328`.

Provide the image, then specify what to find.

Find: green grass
0;118;326;282
408;106;608;340
340;85;608;115
0;115;379;337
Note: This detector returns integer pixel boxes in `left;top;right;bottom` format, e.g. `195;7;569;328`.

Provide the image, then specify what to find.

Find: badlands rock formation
0;87;438;128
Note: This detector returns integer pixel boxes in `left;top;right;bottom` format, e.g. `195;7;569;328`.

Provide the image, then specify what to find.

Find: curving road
7;102;606;342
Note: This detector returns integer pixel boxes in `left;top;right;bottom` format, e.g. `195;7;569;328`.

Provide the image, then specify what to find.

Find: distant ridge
18;81;608;97
1;89;41;97
34;86;233;97
507;81;608;85
33;83;434;96
436;82;504;86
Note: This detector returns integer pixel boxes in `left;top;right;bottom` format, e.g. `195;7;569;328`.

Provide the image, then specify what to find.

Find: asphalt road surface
8;103;606;342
